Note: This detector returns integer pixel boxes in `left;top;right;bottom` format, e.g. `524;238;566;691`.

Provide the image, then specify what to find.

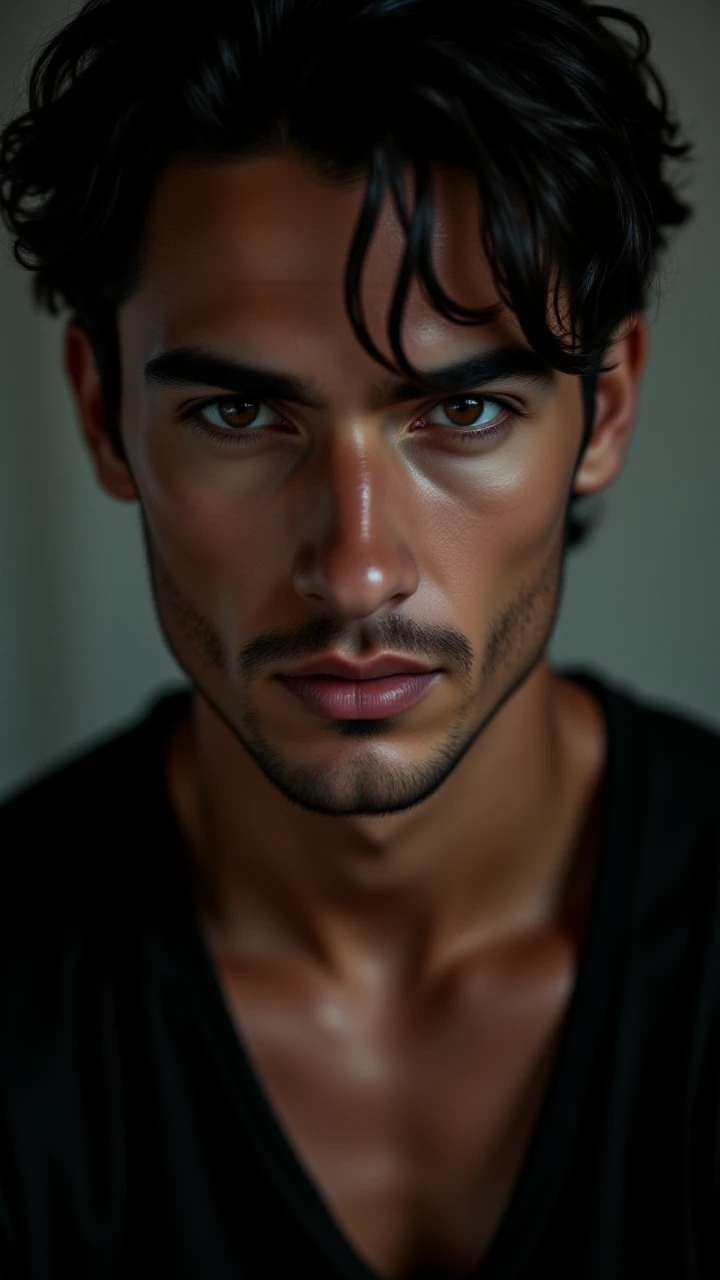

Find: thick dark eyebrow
143;344;555;409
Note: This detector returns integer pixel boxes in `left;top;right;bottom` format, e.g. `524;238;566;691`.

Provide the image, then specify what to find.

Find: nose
291;433;420;620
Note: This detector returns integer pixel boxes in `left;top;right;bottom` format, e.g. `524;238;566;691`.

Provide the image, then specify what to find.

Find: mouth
278;653;440;682
274;669;443;720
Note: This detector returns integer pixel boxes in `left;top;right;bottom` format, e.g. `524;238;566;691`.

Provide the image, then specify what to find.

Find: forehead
126;152;514;347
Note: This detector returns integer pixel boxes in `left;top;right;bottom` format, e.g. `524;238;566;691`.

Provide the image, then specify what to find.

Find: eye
421;394;510;434
193;399;283;432
415;391;515;442
178;391;520;449
177;396;292;447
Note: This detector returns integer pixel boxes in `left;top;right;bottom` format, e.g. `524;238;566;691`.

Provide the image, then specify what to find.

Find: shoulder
625;679;720;802
0;689;190;1081
0;700;193;1266
568;665;720;796
599;673;720;930
632;683;720;752
565;668;720;911
0;688;189;897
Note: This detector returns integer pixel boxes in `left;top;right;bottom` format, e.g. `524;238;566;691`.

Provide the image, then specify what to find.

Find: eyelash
176;393;523;449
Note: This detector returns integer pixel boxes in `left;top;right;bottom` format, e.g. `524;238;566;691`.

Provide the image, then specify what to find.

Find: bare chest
210;934;577;1280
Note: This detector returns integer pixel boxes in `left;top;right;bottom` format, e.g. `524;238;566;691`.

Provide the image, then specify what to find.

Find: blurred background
1;0;718;800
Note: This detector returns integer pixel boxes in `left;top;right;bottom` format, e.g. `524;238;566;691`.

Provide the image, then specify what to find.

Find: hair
0;0;694;548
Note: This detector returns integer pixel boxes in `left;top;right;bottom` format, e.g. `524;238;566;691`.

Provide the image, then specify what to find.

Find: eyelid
425;388;515;408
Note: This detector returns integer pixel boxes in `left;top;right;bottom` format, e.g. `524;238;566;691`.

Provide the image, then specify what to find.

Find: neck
167;661;606;997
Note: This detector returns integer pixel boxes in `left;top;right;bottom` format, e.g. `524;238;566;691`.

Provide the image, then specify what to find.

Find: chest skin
208;922;581;1280
185;676;606;1279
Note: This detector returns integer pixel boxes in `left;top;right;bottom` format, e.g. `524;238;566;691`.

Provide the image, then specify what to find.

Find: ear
63;321;138;501
572;313;649;498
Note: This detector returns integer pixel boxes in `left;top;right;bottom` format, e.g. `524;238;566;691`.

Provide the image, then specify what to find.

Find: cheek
481;461;568;575
131;429;295;612
423;434;570;591
150;479;276;601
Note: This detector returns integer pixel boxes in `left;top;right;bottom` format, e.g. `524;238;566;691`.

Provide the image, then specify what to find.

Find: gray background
1;0;718;800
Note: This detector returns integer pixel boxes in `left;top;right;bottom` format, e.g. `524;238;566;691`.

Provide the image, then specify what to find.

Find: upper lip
278;654;440;681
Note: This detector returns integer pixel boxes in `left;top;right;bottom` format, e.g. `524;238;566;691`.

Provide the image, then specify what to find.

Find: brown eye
191;399;284;434
215;401;260;428
422;393;511;436
442;396;485;427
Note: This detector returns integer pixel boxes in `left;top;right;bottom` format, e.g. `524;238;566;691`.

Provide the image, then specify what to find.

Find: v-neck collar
151;666;642;1280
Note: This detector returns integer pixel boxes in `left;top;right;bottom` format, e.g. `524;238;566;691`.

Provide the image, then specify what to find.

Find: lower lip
275;672;442;720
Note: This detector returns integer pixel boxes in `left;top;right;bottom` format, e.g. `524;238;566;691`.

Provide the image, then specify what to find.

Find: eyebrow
143;344;555;409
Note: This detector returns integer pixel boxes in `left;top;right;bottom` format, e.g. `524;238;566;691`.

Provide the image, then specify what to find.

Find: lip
275;671;442;720
278;653;440;681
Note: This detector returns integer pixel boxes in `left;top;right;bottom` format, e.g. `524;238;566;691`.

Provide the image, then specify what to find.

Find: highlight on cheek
174;393;526;451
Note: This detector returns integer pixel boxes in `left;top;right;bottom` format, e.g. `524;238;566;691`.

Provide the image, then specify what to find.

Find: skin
64;152;647;1276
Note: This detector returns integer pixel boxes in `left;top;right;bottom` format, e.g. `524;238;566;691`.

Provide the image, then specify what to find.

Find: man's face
113;152;593;817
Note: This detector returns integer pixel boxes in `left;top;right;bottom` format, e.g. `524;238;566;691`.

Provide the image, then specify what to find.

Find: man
0;0;717;1277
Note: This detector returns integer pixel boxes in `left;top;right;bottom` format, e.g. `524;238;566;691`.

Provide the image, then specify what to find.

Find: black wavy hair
0;0;694;548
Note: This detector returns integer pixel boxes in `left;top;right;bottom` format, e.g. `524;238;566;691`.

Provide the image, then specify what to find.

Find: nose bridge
292;428;420;616
336;428;379;545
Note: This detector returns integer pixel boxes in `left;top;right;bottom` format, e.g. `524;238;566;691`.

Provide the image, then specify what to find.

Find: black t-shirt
0;666;719;1280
